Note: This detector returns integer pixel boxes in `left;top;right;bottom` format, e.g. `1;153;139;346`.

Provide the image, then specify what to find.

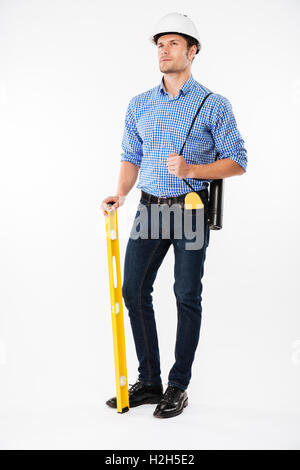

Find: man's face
157;34;195;73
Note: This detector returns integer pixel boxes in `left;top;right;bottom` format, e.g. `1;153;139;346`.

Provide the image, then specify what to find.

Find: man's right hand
100;195;126;216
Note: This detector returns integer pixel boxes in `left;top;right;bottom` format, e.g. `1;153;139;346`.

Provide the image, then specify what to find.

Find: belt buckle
157;197;161;206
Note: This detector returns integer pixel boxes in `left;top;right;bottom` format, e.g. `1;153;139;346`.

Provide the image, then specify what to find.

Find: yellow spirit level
105;204;129;413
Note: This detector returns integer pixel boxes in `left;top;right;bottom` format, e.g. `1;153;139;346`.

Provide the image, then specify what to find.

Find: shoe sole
106;396;163;409
153;397;188;419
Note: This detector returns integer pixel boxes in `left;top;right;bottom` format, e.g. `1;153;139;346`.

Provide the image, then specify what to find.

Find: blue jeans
122;191;210;392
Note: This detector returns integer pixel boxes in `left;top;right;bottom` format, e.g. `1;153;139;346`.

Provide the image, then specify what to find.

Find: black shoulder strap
179;92;213;156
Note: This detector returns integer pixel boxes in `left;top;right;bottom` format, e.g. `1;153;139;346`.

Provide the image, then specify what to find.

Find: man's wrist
187;164;201;179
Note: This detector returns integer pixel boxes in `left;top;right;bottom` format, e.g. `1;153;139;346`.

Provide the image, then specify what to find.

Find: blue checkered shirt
120;74;247;197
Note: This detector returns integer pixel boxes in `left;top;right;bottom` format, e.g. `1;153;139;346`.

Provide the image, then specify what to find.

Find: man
101;12;247;418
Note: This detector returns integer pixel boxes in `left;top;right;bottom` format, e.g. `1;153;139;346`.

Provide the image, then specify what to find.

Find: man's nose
160;49;169;56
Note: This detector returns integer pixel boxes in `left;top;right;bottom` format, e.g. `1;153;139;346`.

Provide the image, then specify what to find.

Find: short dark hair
153;32;200;56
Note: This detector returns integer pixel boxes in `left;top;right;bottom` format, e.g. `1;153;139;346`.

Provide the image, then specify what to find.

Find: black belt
141;189;208;207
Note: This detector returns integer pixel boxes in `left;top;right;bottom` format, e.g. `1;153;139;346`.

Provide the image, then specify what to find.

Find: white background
0;0;299;450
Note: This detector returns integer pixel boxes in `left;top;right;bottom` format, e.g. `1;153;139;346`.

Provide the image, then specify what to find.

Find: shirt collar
159;74;195;97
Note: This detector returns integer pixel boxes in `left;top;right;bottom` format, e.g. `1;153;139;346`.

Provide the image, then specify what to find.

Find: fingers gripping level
105;204;129;413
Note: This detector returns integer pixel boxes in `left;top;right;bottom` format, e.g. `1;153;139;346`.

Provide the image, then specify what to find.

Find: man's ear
188;45;197;62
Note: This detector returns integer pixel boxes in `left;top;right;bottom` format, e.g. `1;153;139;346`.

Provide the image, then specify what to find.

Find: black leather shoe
106;381;163;408
153;385;188;419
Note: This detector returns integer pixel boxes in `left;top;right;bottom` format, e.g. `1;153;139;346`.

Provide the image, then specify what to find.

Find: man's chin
159;66;177;73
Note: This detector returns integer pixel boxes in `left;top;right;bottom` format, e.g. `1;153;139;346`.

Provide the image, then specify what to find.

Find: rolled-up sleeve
210;96;248;172
120;99;143;167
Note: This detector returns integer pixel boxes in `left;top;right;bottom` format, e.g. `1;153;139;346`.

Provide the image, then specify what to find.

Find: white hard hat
149;12;201;54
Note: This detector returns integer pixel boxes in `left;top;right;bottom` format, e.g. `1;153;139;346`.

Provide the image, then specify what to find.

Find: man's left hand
167;153;192;178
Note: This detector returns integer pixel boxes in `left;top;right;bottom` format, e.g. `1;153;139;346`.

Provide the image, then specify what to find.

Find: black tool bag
179;92;223;230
